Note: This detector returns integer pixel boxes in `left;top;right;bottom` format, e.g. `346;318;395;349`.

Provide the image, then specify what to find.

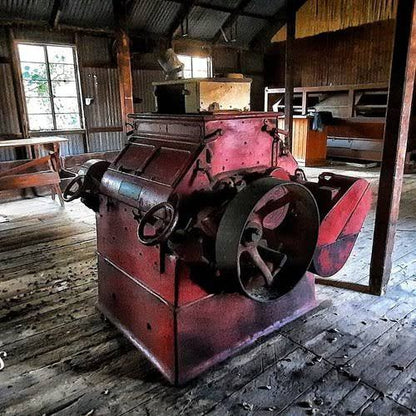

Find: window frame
177;54;213;79
17;41;85;133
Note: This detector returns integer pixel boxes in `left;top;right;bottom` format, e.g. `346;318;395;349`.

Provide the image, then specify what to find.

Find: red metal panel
317;178;371;246
206;117;275;175
97;199;211;306
97;256;176;381
141;147;194;186
113;142;156;173
176;273;316;384
97;199;177;304
306;174;372;277
98;255;316;385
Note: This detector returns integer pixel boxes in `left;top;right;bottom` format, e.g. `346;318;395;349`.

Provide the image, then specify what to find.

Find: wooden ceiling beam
249;0;307;49
212;0;252;44
0;19;115;35
169;0;273;21
49;0;64;28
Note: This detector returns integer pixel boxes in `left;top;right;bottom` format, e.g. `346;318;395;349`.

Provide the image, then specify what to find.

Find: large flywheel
216;178;320;302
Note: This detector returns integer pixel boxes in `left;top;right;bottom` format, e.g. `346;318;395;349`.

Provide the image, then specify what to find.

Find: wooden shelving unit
264;82;389;118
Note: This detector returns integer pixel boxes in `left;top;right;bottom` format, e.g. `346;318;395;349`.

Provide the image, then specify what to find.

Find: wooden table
0;136;68;206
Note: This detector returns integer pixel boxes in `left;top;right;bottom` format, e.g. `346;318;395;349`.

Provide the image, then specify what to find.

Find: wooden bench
0;137;67;206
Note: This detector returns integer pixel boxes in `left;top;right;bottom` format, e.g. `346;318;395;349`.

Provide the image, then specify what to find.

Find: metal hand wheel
137;202;179;246
63;175;86;202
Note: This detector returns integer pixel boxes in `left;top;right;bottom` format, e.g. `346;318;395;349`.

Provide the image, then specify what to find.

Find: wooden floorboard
0;165;415;416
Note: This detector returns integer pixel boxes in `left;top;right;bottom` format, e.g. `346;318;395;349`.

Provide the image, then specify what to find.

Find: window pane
23;80;49;97
54;97;79;113
26;97;52;114
18;44;45;63
52;80;78;96
56;113;81;129
192;57;208;75
19;43;82;132
178;55;192;71
183;70;192;79
47;46;74;64
28;114;53;130
193;71;207;79
49;63;75;81
20;63;47;81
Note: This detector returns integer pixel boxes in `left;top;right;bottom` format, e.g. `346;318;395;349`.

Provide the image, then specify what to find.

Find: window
177;55;212;79
18;43;83;131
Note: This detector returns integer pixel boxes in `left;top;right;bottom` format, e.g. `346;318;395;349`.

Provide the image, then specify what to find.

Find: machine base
97;256;317;385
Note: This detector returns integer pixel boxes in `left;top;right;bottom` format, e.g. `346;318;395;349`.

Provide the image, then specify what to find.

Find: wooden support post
116;30;134;131
7;28;29;140
113;0;134;132
301;91;307;115
284;0;295;150
74;33;90;154
369;0;416;295
348;89;355;118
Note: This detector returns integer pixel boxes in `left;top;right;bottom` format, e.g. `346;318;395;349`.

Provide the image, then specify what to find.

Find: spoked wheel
216;178;320;302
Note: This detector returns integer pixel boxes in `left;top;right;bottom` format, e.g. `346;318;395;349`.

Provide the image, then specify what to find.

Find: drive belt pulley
215;177;320;302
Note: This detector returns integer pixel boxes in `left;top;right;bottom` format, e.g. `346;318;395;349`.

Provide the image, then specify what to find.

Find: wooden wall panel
273;0;397;42
266;20;395;88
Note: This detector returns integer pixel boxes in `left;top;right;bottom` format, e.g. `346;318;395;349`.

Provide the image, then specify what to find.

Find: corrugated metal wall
59;134;85;156
266;20;394;87
88;131;125;152
77;35;114;66
81;67;122;128
132;69;164;112
0;64;20;135
0;28;20;161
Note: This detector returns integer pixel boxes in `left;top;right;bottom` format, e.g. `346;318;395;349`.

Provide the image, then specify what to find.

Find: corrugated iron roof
0;0;54;22
128;0;181;34
243;0;286;17
0;0;285;46
60;0;114;29
187;6;230;40
234;15;268;46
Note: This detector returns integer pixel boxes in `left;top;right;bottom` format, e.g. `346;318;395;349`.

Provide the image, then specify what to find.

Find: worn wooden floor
0;165;415;416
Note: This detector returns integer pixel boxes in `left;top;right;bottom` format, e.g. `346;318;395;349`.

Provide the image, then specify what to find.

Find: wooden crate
153;78;252;113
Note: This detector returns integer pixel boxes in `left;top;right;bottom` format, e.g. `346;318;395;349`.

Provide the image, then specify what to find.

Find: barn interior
0;0;416;415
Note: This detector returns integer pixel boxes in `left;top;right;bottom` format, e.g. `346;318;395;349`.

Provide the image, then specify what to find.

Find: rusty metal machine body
66;111;371;385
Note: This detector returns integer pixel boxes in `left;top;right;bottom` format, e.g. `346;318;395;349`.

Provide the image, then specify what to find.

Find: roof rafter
112;0;129;29
49;0;64;28
212;0;253;44
169;0;273;21
167;0;198;41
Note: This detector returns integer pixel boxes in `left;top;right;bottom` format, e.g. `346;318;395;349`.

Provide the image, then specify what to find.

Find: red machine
64;112;371;385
